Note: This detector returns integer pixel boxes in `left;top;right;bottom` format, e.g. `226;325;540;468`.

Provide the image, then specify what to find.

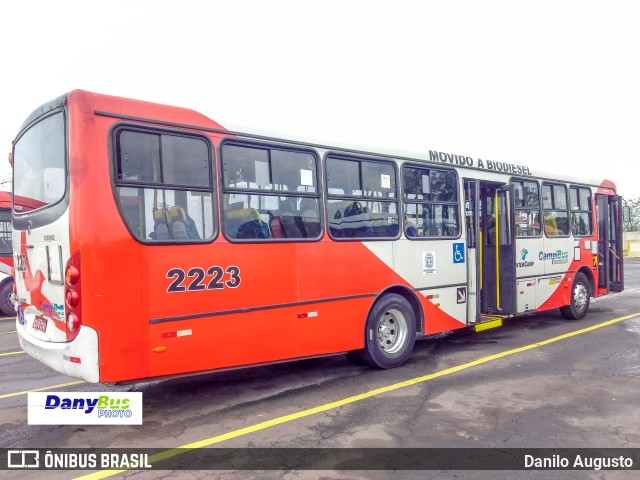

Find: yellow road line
0;330;17;335
75;311;640;480
0;350;24;357
0;317;15;322
0;380;86;399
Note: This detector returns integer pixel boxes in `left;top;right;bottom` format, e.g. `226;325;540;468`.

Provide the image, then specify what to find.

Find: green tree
624;197;640;232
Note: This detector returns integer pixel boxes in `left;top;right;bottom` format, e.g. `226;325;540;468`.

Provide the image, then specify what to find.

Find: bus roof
15;89;617;194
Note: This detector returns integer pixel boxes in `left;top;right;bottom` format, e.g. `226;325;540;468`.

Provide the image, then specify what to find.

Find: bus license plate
33;317;48;333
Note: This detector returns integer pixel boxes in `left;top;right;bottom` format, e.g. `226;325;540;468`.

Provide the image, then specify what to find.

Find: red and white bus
12;90;624;383
0;191;15;316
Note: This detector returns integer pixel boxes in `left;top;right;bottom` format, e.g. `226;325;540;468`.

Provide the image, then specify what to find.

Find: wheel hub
377;308;408;354
574;284;588;311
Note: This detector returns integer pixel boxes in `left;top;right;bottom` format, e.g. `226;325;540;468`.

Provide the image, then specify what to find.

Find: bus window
326;156;399;239
221;142;321;241
511;179;541;237
402;165;459;238
542;183;570;236
483;192;512;246
114;128;215;242
570;186;593;236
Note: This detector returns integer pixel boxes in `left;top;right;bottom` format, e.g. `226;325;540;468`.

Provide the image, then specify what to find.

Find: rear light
66;312;80;332
66;289;79;308
66;265;80;285
65;253;82;341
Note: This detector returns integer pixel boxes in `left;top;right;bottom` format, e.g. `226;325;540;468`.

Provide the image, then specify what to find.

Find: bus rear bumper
17;322;100;383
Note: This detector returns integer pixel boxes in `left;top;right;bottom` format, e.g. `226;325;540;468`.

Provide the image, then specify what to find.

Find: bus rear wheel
560;272;590;320
350;293;416;369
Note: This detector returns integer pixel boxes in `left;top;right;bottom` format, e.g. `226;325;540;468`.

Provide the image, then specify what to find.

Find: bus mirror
623;205;631;224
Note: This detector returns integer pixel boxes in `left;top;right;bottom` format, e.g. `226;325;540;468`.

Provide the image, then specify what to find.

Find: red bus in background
0;190;14;316
11;90;625;383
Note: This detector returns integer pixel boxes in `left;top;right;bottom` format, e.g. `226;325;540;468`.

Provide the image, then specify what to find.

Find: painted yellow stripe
74;312;640;480
0;317;15;322
0;380;86;399
0;330;17;335
0;350;24;357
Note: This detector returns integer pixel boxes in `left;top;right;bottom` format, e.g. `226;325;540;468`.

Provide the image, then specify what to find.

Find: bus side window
221;143;321;242
114;129;215;243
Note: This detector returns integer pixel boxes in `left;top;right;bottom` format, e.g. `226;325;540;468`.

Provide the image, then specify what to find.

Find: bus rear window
13;112;66;213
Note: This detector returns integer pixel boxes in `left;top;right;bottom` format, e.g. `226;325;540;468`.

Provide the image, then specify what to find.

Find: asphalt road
2;260;640;479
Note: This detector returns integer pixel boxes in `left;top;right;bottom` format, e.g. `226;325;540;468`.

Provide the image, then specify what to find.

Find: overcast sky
2;0;639;198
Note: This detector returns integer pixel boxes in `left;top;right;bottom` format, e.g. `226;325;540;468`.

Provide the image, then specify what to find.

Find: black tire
560;272;591;320
345;349;367;365
0;280;14;317
354;293;416;369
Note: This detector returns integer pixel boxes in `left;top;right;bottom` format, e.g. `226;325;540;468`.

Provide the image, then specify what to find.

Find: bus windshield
13;111;66;213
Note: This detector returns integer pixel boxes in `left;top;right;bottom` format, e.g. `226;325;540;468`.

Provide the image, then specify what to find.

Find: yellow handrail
479;228;483;290
495;191;500;310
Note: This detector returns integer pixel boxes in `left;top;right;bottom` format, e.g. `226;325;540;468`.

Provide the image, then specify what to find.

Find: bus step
475;316;503;332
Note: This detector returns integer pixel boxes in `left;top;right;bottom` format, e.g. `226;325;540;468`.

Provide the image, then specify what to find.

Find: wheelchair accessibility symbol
453;243;465;264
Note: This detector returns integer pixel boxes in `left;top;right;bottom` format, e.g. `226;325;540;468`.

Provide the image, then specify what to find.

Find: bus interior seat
327;200;349;237
151;208;170;240
168;205;200;239
544;216;559;235
226;207;270;239
327;200;375;238
299;198;321;237
555;216;569;235
168;206;188;239
154;222;169;239
172;221;188;238
278;198;303;238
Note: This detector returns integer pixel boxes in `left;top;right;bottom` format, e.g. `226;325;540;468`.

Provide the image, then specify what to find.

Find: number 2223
166;266;241;293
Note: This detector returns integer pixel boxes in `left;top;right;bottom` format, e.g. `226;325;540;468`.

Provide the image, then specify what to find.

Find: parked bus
11;90;624;383
0;191;14;316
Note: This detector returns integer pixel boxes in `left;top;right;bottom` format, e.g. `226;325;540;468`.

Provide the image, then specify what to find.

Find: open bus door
464;180;516;324
596;194;624;293
480;183;517;317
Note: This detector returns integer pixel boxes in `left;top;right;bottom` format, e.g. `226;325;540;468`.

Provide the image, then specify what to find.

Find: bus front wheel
351;294;416;369
0;280;14;317
560;272;591;320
